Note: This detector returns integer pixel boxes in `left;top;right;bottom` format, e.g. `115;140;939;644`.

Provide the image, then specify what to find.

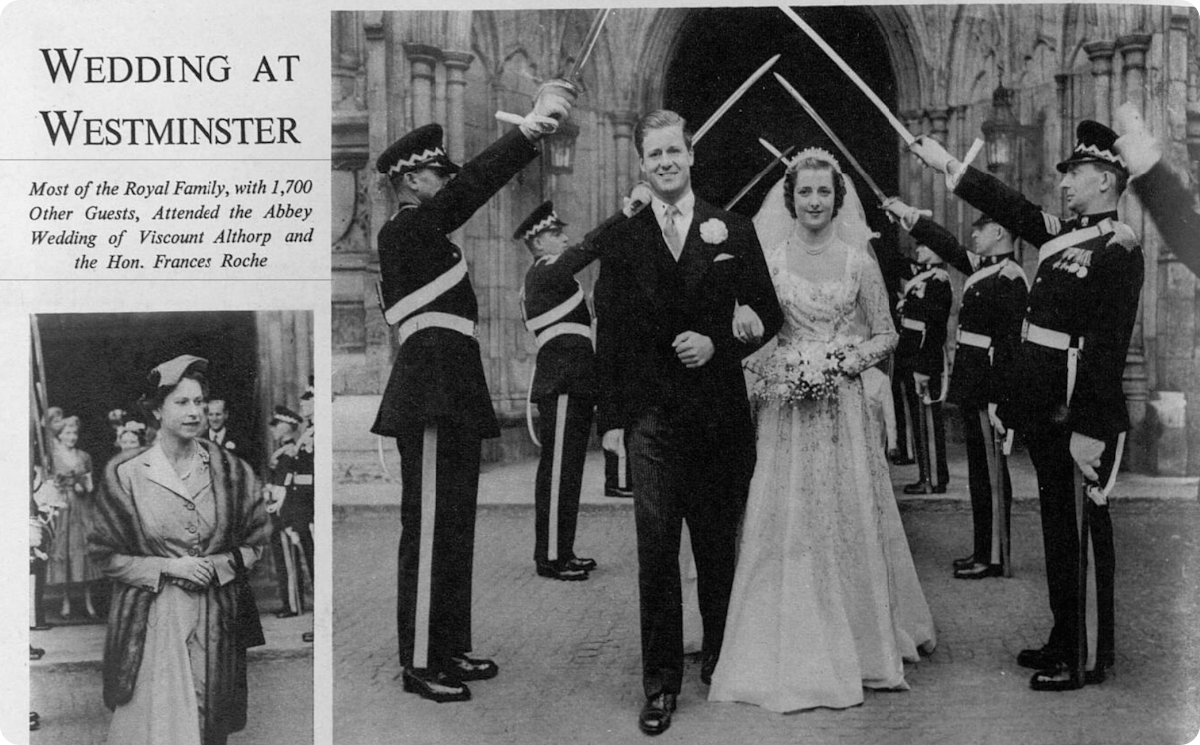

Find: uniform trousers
961;404;1012;565
395;420;481;672
272;514;314;614
1023;423;1117;668
901;373;949;486
533;394;593;563
628;405;754;698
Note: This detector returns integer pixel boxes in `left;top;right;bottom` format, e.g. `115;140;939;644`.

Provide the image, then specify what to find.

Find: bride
709;149;936;712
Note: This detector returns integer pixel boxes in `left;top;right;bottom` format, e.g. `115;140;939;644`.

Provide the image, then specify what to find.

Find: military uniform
949;121;1143;683
268;406;313;616
517;202;624;577
907;215;1027;573
374;123;541;677
895;261;952;492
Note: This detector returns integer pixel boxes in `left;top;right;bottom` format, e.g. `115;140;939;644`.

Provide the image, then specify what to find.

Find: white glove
732;302;764;344
987;402;1005;436
521;79;577;139
882;196;932;231
909;135;956;174
1113;102;1162;178
602;429;625;458
623;182;653;217
1069;431;1106;483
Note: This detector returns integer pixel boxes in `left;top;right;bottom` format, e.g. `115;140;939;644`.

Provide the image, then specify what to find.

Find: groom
593;109;782;735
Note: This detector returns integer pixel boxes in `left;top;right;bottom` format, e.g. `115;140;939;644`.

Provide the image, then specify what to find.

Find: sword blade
774;72;888;205
779;6;914;145
566;8;612;82
758;137;786;163
693;54;781;144
725;144;796;210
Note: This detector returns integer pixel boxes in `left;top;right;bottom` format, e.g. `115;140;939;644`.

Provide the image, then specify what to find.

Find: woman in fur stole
89;355;271;745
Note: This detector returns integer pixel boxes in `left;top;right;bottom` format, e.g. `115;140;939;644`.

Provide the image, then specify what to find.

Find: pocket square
714;253;736;262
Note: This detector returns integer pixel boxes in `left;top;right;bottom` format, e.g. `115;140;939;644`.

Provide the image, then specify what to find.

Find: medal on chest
1050;247;1091;279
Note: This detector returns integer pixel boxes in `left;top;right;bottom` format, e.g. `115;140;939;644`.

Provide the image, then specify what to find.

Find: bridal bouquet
749;340;851;406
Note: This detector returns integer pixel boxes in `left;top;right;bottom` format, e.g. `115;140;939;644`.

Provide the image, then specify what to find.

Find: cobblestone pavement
25;652;313;745
334;501;1200;745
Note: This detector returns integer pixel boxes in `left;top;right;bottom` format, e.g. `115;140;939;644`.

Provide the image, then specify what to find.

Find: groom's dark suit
594;196;782;698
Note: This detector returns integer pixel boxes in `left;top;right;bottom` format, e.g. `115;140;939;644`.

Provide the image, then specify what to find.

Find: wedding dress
710;157;935;712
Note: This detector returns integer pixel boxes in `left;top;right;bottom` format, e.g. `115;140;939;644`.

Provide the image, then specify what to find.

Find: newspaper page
1;1;330;743
5;2;1200;745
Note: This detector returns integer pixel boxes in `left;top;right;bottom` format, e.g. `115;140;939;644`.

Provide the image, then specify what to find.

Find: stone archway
650;7;904;241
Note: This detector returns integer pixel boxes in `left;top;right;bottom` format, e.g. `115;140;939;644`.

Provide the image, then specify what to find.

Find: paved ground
24;614;314;745
333;445;1200;745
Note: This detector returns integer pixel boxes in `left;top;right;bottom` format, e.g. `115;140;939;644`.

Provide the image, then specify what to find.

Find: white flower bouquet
749;340;851;406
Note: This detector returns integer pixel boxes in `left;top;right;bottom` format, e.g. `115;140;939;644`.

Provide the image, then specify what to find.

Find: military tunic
376;128;541;673
908;216;1028;564
896;263;952;488
522;215;622;564
953;165;1144;670
269;426;314;615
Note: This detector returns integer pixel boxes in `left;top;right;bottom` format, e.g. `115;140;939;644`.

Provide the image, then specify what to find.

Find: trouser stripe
548;394;568;562
281;528;301;613
414;425;437;669
925;402;940;485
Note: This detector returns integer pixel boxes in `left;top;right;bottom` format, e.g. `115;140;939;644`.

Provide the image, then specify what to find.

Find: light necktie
662;204;683;261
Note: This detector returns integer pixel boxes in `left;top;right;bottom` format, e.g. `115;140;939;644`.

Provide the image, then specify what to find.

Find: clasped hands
164;556;217;589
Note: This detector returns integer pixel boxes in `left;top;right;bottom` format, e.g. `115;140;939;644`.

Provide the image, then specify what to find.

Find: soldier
373;81;576;702
894;241;952;494
516;195;647;580
266;405;306;618
911;120;1143;691
884;200;1028;578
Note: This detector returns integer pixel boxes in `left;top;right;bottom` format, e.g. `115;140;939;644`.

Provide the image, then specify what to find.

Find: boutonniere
699;218;728;245
225;441;236;450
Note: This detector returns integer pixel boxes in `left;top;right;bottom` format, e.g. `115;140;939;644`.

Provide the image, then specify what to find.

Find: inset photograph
29;310;314;745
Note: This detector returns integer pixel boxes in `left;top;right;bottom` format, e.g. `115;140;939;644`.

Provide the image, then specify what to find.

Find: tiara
788;147;842;174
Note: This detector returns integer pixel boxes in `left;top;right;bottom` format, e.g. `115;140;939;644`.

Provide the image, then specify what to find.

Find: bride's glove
732;302;764;344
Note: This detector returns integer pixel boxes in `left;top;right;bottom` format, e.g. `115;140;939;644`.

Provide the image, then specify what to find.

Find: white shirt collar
652;191;694;223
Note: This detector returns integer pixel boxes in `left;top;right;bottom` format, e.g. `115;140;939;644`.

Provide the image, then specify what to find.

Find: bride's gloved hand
732;302;764;344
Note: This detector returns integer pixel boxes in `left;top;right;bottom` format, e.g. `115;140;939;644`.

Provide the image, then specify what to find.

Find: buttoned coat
372;129;540;438
907;217;1027;409
954;167;1143;438
593;198;783;441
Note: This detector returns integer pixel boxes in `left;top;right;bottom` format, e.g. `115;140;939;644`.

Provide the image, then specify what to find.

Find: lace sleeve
843;251;898;376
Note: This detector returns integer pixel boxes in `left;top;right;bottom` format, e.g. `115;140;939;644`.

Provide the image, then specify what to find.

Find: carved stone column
1117;34;1153;112
609;110;639;203
1117;33;1153;471
403;42;442;127
442;51;474;164
363;13;393;382
929;108;950;224
1083;40;1116;125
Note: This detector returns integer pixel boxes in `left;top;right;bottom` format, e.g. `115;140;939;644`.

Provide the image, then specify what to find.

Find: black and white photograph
330;6;1200;745
28;310;315;745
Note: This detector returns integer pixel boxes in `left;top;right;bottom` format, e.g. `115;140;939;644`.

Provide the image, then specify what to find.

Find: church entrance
663;5;900;243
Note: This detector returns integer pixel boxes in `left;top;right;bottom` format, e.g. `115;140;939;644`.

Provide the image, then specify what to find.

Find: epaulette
930;267;950;281
1000;261;1028;282
1106;220;1139;252
1041;211;1062;236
